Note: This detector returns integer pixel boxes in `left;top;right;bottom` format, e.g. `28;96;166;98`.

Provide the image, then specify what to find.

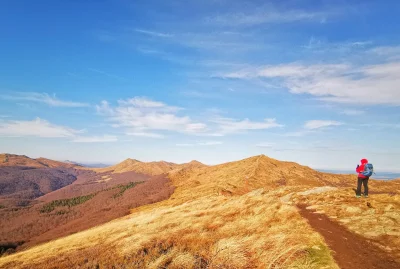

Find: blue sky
1;0;400;172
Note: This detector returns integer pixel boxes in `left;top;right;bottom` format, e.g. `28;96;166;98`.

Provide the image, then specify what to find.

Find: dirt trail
298;204;400;269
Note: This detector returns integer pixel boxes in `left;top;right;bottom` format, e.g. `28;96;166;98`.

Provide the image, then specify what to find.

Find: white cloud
135;29;173;38
72;135;118;143
0;92;89;107
370;46;400;60
196;133;225;137
359;123;400;129
0;118;81;138
98;98;283;137
213;117;283;134
119;97;167;108
223;59;400;105
341;109;365;116
206;7;332;26
304;120;343;130
198;141;222;146
176;141;222;147
303;37;372;52
98;97;208;135
127;132;165;139
283;130;314;137
96;100;114;115
256;142;275;148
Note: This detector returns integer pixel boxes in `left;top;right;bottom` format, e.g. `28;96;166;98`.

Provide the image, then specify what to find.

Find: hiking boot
364;195;369;198
355;195;361;198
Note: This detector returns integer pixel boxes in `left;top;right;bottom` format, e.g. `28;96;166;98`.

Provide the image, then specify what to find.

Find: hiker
355;158;373;198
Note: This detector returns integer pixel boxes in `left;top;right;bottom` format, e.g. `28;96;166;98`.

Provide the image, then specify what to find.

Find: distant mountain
0;167;78;207
0;154;80;169
64;160;111;168
0;154;81;207
95;158;206;175
0;154;176;252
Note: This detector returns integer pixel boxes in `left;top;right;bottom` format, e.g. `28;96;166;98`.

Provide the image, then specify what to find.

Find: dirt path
298;204;400;269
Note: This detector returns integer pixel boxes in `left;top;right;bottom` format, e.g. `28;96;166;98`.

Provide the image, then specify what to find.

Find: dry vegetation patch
294;185;400;263
1;155;358;268
0;189;338;268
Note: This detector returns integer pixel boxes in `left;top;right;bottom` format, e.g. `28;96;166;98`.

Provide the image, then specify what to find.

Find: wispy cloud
213;117;283;134
72;135;118;143
97;97;208;136
283;120;342;136
205;7;333;26
303;36;372;52
135;29;173;38
359;123;400;129
0;118;82;138
0;117;120;144
341;109;365;116
283;130;315;137
369;46;400;60
88;68;128;81
176;141;222;147
0;92;89;107
222;56;400;105
97;96;283;137
304;120;343;130
256;142;275;148
118;97;180;111
126;132;165;139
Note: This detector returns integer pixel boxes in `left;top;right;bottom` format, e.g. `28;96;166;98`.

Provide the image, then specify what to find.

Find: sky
1;0;400;172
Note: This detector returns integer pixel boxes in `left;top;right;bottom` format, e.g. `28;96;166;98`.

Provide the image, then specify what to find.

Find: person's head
361;158;368;164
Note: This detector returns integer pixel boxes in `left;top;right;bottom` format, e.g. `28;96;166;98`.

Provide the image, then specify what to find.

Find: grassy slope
0;155;348;268
294;183;400;262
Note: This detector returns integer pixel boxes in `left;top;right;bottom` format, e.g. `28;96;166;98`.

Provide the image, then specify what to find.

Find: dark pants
356;177;369;196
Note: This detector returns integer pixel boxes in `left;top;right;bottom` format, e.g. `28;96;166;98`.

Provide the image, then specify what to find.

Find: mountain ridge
94;157;207;176
0;154;80;169
1;154;399;268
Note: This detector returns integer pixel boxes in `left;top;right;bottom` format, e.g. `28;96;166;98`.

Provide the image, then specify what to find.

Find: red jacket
356;159;369;178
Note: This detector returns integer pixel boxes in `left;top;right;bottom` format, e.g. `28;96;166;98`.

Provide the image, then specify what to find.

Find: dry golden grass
293;182;400;263
0;188;338;269
167;155;352;204
0;155;348;268
93;158;206;176
95;175;112;183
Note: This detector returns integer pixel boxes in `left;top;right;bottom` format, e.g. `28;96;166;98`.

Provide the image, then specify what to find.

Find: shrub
40;194;95;213
55;210;69;215
113;181;144;198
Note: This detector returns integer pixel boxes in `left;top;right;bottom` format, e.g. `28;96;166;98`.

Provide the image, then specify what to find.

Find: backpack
362;163;374;177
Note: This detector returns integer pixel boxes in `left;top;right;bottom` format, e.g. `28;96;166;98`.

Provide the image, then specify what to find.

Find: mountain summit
95;158;206;176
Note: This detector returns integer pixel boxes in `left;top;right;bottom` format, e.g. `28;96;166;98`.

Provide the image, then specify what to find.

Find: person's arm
356;164;364;173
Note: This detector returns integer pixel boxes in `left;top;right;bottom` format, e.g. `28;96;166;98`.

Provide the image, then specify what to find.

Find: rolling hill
95;158;207;175
0;155;178;254
0;154;80;169
0;167;77;203
0;154;399;269
167;155;354;202
0;154;87;208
